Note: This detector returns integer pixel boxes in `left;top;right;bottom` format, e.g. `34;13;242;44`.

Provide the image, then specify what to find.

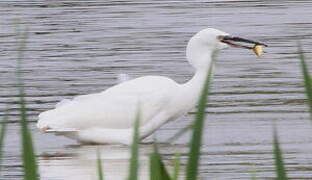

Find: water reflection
39;143;187;180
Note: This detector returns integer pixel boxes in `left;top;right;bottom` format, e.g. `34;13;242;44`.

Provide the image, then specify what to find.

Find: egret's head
186;28;267;69
187;28;230;52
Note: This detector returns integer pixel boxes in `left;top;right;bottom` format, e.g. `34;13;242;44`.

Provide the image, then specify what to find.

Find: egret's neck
184;62;213;97
180;52;215;110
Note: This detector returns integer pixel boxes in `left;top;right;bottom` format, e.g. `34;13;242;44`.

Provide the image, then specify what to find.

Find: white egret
37;28;267;144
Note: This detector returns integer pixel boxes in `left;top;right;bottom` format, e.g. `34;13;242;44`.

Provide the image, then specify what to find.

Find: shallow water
1;0;312;179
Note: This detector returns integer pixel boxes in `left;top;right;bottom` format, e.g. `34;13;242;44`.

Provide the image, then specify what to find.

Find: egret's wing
38;76;179;132
38;93;168;131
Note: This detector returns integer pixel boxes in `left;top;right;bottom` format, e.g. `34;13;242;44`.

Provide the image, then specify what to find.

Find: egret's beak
220;35;268;49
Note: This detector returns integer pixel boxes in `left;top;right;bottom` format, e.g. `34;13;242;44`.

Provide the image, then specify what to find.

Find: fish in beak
220;35;268;56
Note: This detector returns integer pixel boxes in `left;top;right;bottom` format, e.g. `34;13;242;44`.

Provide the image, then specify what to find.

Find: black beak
220;35;268;49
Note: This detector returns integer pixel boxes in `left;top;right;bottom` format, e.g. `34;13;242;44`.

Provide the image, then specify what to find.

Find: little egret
37;28;267;144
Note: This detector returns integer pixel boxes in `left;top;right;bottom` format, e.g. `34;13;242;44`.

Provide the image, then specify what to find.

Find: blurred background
1;0;312;179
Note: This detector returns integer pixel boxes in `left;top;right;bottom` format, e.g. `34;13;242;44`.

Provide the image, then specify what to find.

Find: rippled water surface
1;0;312;179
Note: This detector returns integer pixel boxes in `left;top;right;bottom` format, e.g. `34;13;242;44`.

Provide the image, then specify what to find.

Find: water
1;0;312;179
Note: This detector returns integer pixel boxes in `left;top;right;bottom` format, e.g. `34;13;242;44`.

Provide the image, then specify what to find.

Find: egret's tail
38;111;79;133
37;118;78;133
37;118;51;132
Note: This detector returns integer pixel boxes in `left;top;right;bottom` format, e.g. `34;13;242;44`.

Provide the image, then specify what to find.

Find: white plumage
37;28;231;144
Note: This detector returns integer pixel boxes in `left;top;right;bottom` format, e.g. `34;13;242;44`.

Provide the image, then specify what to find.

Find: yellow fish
253;45;264;57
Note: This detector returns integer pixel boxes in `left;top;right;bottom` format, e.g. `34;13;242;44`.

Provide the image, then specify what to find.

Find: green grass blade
128;110;140;180
0;112;8;150
0;109;8;172
298;44;312;118
250;170;258;180
273;127;288;180
96;149;104;180
20;93;38;180
172;154;180;180
251;175;258;180
16;27;38;180
185;62;213;180
149;143;171;180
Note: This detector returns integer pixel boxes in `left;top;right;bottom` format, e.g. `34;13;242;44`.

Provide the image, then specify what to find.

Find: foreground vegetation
0;32;311;179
